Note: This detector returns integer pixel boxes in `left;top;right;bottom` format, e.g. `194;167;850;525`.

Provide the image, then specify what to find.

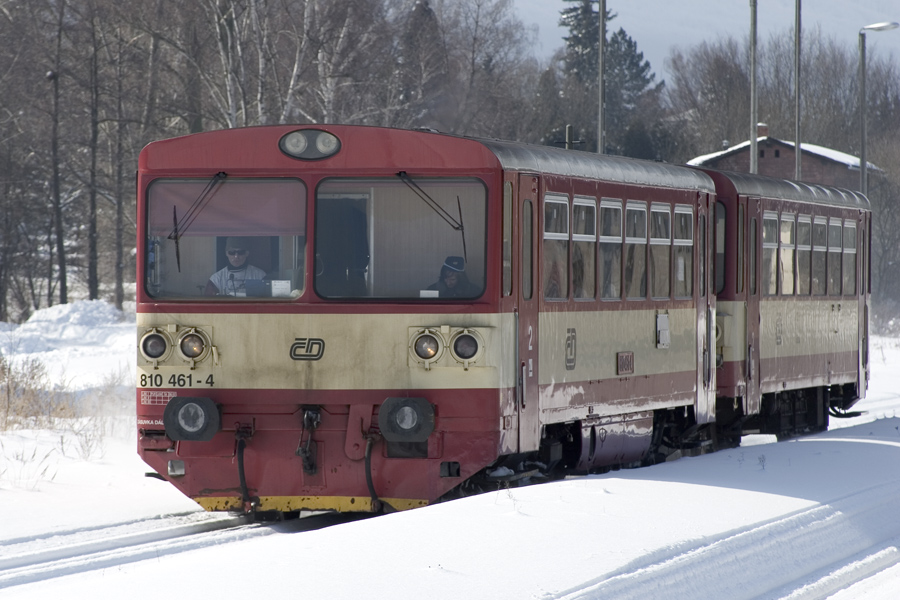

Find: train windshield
144;177;307;299
315;177;487;299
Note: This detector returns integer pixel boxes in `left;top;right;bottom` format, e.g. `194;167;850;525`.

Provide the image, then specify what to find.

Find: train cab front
136;315;504;515
136;129;504;515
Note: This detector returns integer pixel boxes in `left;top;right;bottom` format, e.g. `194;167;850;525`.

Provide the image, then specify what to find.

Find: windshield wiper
397;171;462;231
396;171;468;263
167;171;227;272
171;205;181;272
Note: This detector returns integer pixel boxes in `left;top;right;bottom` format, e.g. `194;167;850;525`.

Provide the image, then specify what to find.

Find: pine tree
560;0;611;85
604;28;664;156
398;0;447;124
555;1;664;157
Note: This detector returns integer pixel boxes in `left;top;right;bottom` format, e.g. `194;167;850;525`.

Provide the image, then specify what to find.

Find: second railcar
700;170;870;443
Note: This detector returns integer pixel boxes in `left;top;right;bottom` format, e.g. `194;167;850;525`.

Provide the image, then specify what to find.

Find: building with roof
687;124;878;191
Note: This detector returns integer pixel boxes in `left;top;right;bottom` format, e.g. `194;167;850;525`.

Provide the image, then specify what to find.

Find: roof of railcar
697;168;870;212
469;136;717;193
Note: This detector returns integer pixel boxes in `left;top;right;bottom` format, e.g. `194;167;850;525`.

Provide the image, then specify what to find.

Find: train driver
205;237;267;296
428;255;475;298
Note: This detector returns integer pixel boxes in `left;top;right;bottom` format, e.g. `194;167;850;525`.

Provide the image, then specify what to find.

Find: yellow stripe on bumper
194;495;429;513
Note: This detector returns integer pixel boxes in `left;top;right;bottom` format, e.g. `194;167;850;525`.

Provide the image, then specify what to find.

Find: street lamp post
859;21;899;196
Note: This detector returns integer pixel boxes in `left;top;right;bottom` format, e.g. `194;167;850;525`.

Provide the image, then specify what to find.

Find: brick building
687;124;877;191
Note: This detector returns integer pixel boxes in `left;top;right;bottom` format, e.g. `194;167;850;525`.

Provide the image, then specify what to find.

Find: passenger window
699;215;707;297
737;205;744;294
650;204;671;298
503;182;513;297
523;200;533;300
797;216;812;295
863;226;869;294
599;200;622;300
715;202;726;294
828;218;842;295
750;218;757;295
843;221;857;295
780;214;795;295
573;198;597;299
762;213;779;296
812;217;827;295
543;196;569;300
624;202;648;299
673;206;693;298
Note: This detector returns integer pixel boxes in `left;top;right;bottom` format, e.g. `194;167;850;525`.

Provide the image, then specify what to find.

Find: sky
514;0;900;77
3;301;900;598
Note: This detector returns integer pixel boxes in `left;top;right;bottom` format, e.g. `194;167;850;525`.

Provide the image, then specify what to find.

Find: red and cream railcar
700;169;870;442
136;125;721;513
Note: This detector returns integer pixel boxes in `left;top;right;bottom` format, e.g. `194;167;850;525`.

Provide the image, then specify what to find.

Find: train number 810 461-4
139;373;215;388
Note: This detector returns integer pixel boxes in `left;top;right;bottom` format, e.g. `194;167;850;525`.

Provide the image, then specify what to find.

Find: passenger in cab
205;237;267;296
428;256;475;298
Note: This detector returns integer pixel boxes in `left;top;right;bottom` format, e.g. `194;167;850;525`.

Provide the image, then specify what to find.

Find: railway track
0;509;373;591
553;477;900;600
0;512;258;589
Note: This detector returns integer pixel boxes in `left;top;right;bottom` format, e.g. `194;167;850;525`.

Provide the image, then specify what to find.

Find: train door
696;192;716;423
517;174;541;452
745;197;762;414
858;211;869;399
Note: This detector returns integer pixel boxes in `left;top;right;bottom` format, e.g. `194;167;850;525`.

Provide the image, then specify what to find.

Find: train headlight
315;131;340;154
453;334;478;360
180;333;205;359
280;131;308;155
279;129;341;160
410;328;445;368
139;329;172;363
395;406;418;430
414;334;440;360
449;329;484;367
142;333;167;359
176;328;211;365
163;397;221;442
378;397;434;442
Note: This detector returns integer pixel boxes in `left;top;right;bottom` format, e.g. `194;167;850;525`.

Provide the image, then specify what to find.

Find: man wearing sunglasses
205;237;267;296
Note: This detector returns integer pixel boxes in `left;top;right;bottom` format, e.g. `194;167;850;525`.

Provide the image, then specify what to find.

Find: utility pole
750;0;758;174
794;0;802;180
597;0;606;154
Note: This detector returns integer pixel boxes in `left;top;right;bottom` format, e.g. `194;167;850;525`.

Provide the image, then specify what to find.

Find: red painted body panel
139;387;501;506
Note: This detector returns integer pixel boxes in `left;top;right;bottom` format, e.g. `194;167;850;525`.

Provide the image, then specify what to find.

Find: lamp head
861;22;900;33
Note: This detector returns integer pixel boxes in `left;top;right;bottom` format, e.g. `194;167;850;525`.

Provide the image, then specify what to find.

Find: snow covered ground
2;301;900;599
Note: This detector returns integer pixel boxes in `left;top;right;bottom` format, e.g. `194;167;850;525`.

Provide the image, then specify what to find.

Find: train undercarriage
443;383;860;502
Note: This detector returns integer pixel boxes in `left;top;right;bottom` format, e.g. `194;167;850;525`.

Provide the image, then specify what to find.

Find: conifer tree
556;0;663;157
